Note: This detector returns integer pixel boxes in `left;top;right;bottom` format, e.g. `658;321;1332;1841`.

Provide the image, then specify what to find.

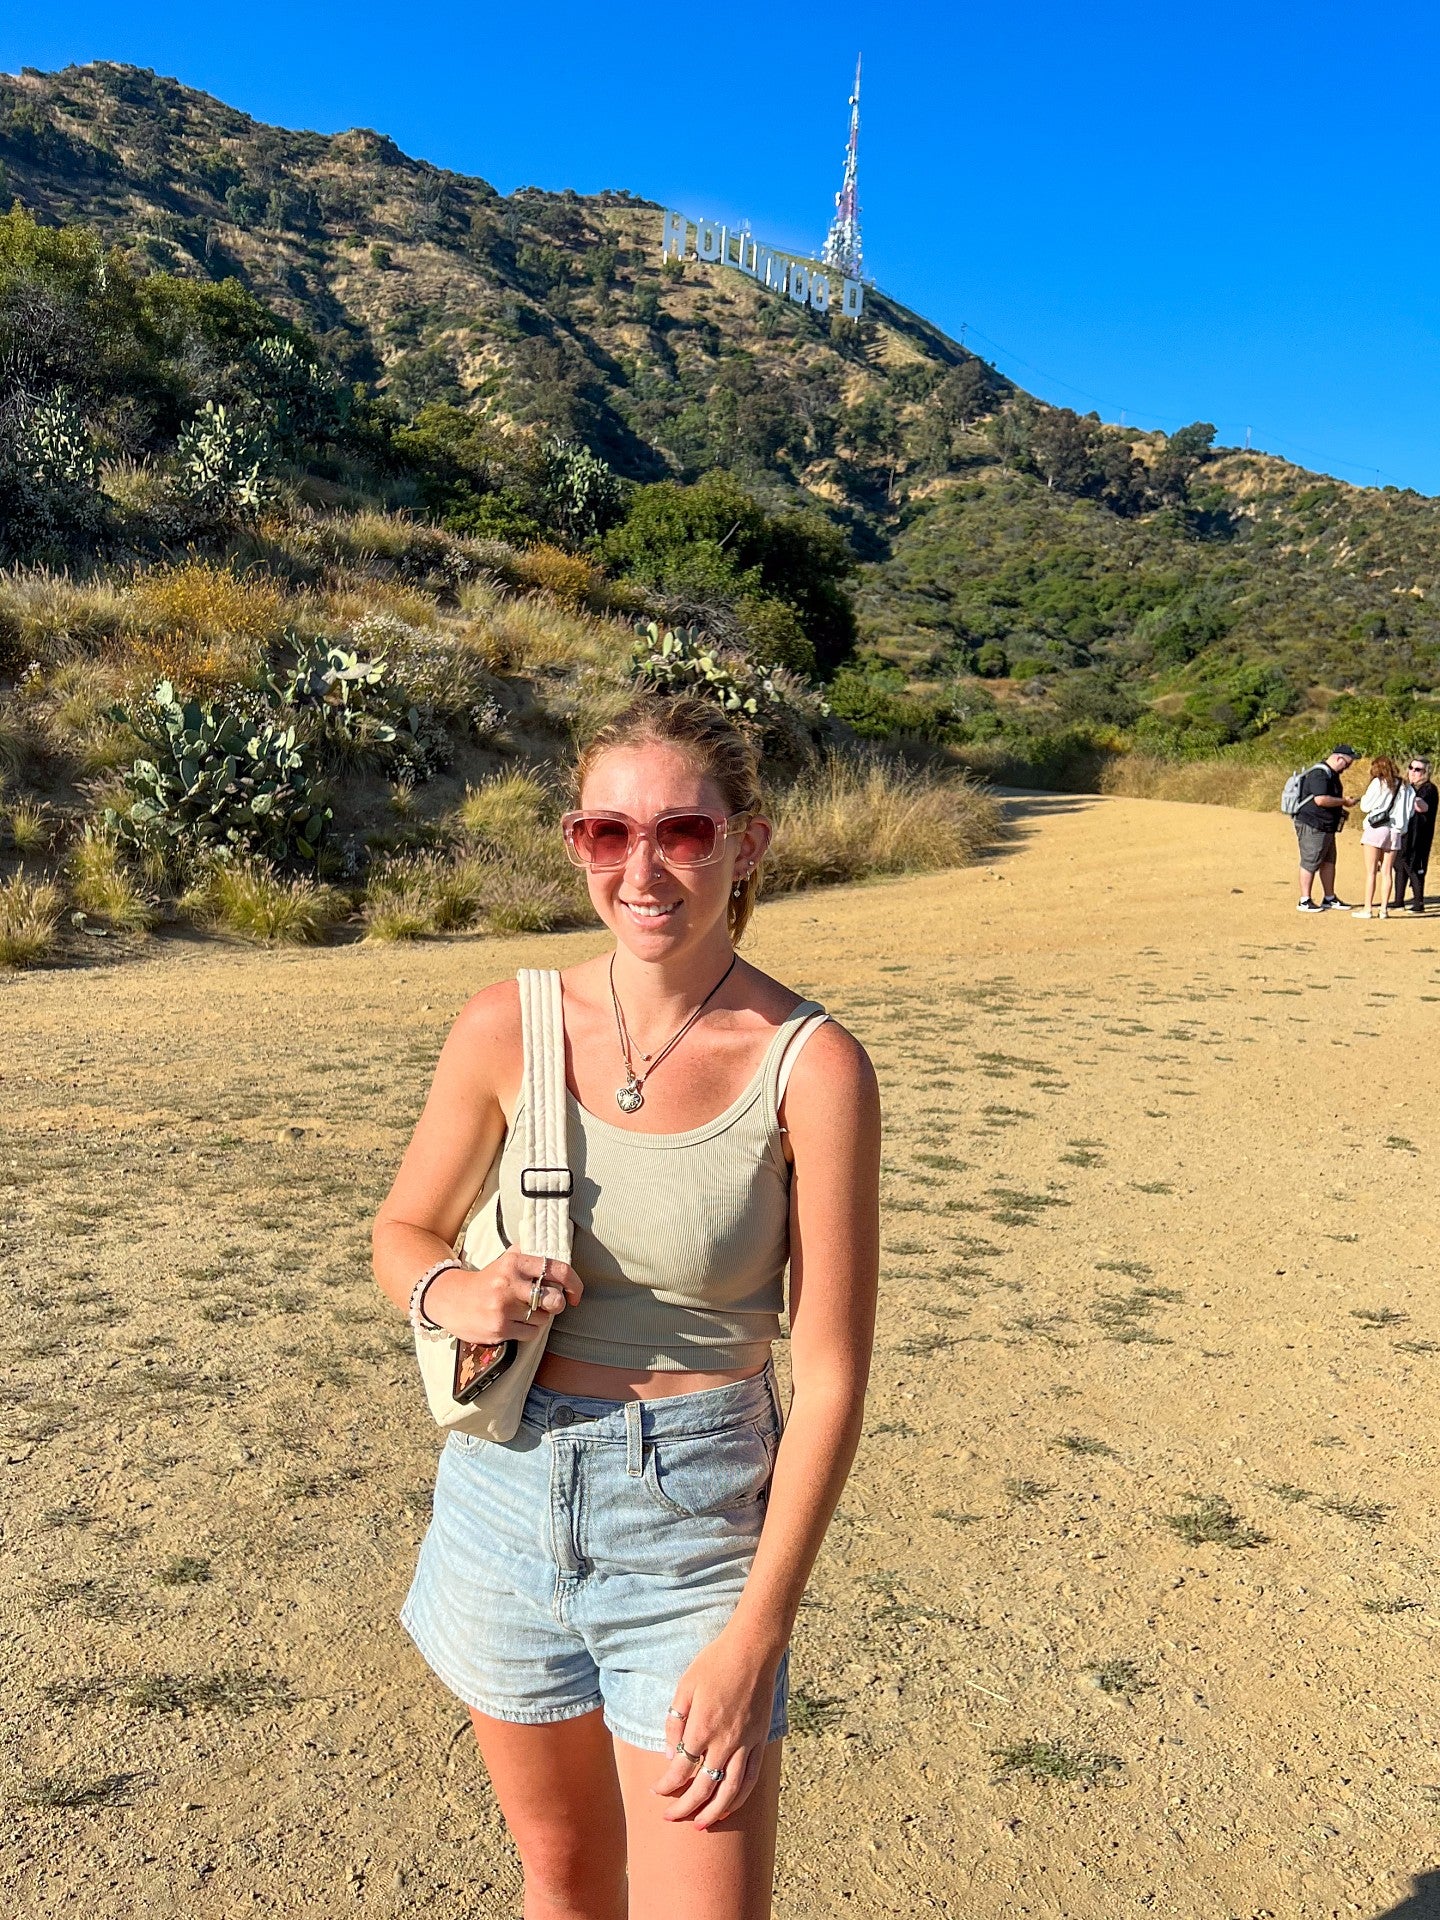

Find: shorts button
552;1405;578;1427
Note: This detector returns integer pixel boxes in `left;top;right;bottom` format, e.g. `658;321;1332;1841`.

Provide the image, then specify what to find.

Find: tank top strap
760;999;827;1133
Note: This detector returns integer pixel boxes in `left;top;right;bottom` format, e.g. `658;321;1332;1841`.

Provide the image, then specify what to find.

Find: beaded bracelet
408;1258;466;1341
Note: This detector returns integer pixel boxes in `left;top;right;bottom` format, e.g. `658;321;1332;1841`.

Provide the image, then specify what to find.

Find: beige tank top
498;1000;827;1371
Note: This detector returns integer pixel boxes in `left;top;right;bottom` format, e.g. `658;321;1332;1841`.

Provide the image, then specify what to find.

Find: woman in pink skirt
1354;755;1414;919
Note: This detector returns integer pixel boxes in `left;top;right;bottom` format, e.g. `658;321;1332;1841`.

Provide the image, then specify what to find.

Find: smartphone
452;1337;516;1405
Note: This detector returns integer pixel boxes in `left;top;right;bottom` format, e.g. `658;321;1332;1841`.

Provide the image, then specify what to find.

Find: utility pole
822;55;864;283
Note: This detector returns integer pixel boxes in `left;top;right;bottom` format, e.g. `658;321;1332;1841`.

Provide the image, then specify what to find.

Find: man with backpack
1289;746;1359;912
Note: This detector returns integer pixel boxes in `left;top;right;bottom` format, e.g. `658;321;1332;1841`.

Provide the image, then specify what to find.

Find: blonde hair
575;693;765;941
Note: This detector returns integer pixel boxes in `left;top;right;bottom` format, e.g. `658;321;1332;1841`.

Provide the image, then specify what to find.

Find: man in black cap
1391;755;1436;913
1295;745;1359;912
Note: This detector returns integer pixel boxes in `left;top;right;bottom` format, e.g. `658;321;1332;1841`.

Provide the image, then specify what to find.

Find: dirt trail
3;795;1439;1919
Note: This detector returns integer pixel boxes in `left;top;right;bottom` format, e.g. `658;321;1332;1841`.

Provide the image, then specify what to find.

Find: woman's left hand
652;1625;782;1829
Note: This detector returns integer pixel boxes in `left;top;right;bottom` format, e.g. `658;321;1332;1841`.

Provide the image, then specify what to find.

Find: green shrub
106;680;331;869
632;623;828;761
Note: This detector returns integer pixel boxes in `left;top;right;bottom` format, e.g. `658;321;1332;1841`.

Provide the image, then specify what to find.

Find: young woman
372;694;881;1919
1354;754;1414;919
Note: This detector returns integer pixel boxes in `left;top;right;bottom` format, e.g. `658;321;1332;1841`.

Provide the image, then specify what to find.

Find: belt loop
625;1397;643;1477
766;1361;785;1434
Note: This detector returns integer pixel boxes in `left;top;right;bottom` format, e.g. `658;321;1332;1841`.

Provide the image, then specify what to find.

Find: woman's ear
739;815;772;876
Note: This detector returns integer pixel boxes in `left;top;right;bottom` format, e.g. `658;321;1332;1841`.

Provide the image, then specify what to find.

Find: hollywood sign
660;211;864;318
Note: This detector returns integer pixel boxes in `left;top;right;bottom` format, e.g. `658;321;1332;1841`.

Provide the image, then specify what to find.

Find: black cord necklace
608;953;738;1114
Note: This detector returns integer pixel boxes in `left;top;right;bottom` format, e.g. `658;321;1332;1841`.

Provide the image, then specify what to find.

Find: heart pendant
616;1079;644;1114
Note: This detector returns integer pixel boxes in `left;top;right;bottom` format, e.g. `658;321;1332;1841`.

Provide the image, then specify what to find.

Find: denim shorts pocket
642;1418;777;1519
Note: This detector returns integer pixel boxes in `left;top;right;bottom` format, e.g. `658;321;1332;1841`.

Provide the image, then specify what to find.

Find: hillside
3;57;1440;764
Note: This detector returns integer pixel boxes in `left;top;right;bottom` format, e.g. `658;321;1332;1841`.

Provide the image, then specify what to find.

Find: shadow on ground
1374;1875;1440;1918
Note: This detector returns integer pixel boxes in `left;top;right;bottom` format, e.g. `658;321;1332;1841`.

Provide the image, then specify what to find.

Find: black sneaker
1297;899;1323;913
1321;895;1345;910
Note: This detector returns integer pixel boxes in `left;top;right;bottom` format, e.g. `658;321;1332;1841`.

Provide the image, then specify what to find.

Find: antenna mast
822;54;863;283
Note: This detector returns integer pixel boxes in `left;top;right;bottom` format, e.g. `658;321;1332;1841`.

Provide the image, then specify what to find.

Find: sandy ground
3;794;1439;1920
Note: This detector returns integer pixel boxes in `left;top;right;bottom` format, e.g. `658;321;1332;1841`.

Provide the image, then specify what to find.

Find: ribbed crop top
496;1000;827;1372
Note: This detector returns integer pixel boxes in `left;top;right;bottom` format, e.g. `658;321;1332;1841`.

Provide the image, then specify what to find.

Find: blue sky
5;1;1438;493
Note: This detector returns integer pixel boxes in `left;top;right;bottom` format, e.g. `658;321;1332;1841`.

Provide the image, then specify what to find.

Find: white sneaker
1353;908;1373;919
1379;906;1390;919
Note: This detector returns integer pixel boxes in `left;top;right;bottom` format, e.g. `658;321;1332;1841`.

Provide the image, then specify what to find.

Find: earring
733;869;747;899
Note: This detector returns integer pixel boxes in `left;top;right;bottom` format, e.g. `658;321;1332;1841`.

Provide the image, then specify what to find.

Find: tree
1152;421;1216;505
1031;408;1097;493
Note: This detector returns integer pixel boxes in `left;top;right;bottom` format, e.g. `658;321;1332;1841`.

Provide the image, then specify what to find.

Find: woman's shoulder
440;978;524;1093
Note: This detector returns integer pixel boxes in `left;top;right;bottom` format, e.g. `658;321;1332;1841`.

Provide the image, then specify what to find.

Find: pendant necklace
609;952;738;1114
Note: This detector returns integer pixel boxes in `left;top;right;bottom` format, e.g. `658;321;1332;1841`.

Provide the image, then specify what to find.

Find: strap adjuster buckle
519;1166;573;1199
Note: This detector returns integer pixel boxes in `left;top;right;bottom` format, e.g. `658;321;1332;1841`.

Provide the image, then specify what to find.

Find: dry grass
458;580;632;677
0;872;63;968
124;563;288;694
4;799;54;855
69;829;157;932
764;755;999;896
1098;755;1287;811
363;848;581;942
181;863;348;944
0;568;130;664
457;770;553;850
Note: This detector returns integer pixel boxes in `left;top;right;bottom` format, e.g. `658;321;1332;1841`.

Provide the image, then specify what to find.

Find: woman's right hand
422;1252;581;1344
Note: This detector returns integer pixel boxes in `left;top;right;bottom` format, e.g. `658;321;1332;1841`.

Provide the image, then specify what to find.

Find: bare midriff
534;1350;770;1402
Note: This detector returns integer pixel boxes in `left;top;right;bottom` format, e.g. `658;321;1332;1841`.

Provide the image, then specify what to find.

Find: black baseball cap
1329;744;1359;760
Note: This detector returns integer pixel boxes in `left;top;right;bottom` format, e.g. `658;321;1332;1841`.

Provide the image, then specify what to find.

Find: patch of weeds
1310;1435;1347;1448
1262;1483;1313;1505
36;1577;134;1621
860;1572;964;1629
990;1738;1122;1786
1386;1136;1418;1154
155;1555;211;1587
867;1420;917;1438
914;1152;968;1172
1091;1286;1181;1345
277;1465;366;1501
1130;1180;1173;1195
1326;1232;1359;1244
1051;1434;1116;1458
39;1505;95;1530
1143;1108;1169;1118
17;1770;140;1810
1361;1597;1419;1615
1004;1477;1054;1505
1095;1259;1153;1279
44;1670;293;1716
1164;1494;1267;1549
884;1238;927;1256
894;1329;955;1358
788;1689;843;1734
1351;1307;1408;1329
1317;1497;1392;1527
1087;1658;1154;1699
1060;1148;1103;1168
1394;1340;1440;1356
990;1187;1071;1228
934;1509;983;1526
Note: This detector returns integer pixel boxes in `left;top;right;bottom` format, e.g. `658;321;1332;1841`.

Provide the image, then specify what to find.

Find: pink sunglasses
561;808;748;870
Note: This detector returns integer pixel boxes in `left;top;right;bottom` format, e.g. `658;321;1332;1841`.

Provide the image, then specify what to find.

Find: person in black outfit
1294;746;1360;912
1392;756;1436;913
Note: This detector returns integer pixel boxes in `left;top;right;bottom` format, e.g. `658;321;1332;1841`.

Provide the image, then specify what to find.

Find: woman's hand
422;1251;580;1344
652;1624;782;1830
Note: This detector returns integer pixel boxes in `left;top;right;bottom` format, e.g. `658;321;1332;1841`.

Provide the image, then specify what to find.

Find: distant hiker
1293;746;1358;913
1391;756;1436;914
1353;755;1414;920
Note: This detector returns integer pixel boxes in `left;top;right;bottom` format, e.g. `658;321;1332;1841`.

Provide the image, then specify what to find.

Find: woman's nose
625;832;663;887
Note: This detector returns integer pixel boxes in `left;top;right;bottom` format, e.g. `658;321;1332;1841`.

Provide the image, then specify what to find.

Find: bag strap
517;968;573;1263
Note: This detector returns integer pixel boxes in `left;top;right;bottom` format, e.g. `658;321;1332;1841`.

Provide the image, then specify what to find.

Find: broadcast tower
822;55;863;284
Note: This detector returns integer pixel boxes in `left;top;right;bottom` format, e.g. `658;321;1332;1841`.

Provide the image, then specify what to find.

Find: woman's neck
609;937;740;1028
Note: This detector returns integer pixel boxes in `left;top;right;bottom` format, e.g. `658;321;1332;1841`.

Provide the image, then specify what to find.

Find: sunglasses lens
655;814;719;865
571;817;631;867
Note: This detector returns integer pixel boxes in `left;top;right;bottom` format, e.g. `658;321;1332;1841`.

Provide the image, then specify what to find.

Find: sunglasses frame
560;807;749;871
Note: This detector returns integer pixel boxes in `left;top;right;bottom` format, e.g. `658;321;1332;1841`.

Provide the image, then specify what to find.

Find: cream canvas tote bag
412;967;572;1443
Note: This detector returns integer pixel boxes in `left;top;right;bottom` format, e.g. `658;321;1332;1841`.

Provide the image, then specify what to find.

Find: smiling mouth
621;899;679;922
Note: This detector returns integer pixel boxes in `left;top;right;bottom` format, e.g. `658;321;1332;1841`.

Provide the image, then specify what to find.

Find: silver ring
704;1765;725;1782
675;1740;699;1763
665;1707;687;1720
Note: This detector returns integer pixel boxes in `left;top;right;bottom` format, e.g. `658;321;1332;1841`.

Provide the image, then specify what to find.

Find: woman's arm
371;980;578;1339
656;1019;881;1826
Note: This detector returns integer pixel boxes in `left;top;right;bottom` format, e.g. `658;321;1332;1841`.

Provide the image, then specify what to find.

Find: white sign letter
789;263;810;305
841;277;864;318
696;219;723;261
661;210;688;260
809;271;831;314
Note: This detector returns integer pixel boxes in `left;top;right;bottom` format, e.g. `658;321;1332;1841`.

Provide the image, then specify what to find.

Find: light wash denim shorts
400;1365;789;1754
